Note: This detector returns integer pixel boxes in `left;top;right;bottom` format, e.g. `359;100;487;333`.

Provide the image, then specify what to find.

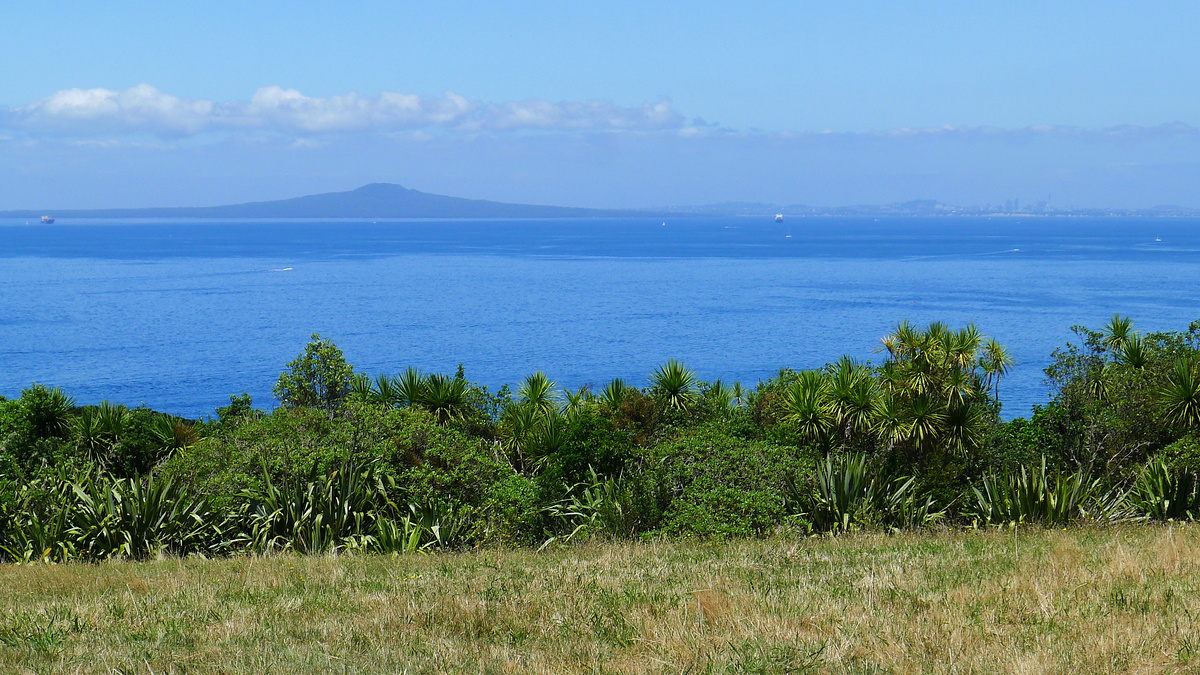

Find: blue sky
2;1;1199;209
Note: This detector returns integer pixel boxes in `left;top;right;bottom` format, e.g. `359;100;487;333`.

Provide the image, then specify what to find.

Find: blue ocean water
1;216;1197;420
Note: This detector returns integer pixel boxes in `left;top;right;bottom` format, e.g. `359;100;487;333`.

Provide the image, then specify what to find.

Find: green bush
637;427;809;538
480;473;541;545
1160;435;1200;473
159;401;529;544
105;406;168;478
1131;457;1200;521
966;457;1127;526
536;408;635;492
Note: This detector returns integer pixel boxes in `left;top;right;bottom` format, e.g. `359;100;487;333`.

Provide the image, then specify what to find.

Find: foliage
240;460;390;554
801;453;943;532
536;408;634;490
781;370;835;446
1161;357;1200;431
651;359;698;411
8;314;1200;561
1040;317;1199;478
1131;457;1200;521
517;372;559;416
417;373;469;423
2;468;224;562
599;378;629;409
21;385;75;441
395;367;426;408
215;392;261;425
541;467;638;547
966;457;1128;526
639;427;808;538
272;333;354;414
877;321;995;461
808;452;875;532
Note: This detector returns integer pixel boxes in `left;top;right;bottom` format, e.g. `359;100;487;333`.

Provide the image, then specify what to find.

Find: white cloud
0;84;684;138
10;84;222;137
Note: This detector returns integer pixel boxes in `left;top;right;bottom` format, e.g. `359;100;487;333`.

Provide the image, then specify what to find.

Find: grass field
1;525;1198;674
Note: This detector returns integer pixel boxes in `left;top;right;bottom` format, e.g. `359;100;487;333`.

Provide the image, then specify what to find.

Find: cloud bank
3;84;1200;211
1;84;685;138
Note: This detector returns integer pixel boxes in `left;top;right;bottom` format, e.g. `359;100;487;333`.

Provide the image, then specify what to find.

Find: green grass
2;525;1200;673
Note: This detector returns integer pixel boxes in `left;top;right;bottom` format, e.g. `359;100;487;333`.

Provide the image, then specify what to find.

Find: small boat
774;214;784;222
40;215;54;224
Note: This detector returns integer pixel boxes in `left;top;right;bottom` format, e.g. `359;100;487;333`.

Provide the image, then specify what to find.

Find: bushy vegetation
3;317;1200;562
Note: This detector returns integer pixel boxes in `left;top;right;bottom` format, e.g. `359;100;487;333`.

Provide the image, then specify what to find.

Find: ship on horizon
774;213;783;222
40;215;54;224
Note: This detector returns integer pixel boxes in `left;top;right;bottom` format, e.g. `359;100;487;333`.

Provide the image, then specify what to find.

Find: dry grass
2;525;1200;673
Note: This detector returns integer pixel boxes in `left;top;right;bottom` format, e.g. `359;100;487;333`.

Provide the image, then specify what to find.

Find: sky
2;1;1199;209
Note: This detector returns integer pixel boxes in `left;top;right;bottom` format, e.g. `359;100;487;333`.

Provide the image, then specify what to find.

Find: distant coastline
2;182;1197;219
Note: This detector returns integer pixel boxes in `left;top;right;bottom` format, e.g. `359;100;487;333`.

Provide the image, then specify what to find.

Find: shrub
20;385;75;441
966;457;1127;526
159;402;525;544
479;473;540;546
536;408;635;492
637;427;809;538
273;333;354;414
1160;435;1200;473
1132;457;1200;521
2;468;224;562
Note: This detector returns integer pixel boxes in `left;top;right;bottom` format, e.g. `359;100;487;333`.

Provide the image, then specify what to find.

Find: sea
1;216;1197;421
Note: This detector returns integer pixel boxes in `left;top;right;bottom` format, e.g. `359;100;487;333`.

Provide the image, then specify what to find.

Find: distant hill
6;184;1198;220
0;183;650;219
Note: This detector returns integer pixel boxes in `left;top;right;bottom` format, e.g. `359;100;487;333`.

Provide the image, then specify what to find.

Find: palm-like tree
501;402;571;469
73;401;130;464
73;408;106;460
942;401;987;455
782;370;835;444
877;321;995;461
651;359;698;411
1087;362;1113;403
350;373;376;400
419;374;468;423
827;357;879;443
375;374;398;407
525;409;571;463
1160;357;1200;430
518;372;559;416
706;379;734;410
1104;314;1134;350
980;338;1014;400
1115;334;1150;370
96;401;130;440
599;378;629;409
563;385;591;416
395;367;427;408
904;395;948;452
500;402;540;458
151;415;199;453
23;384;75;439
948;323;983;369
731;382;746;407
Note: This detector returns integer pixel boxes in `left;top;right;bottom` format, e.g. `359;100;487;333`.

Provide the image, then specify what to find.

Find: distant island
0;183;650;220
3;183;1198;219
